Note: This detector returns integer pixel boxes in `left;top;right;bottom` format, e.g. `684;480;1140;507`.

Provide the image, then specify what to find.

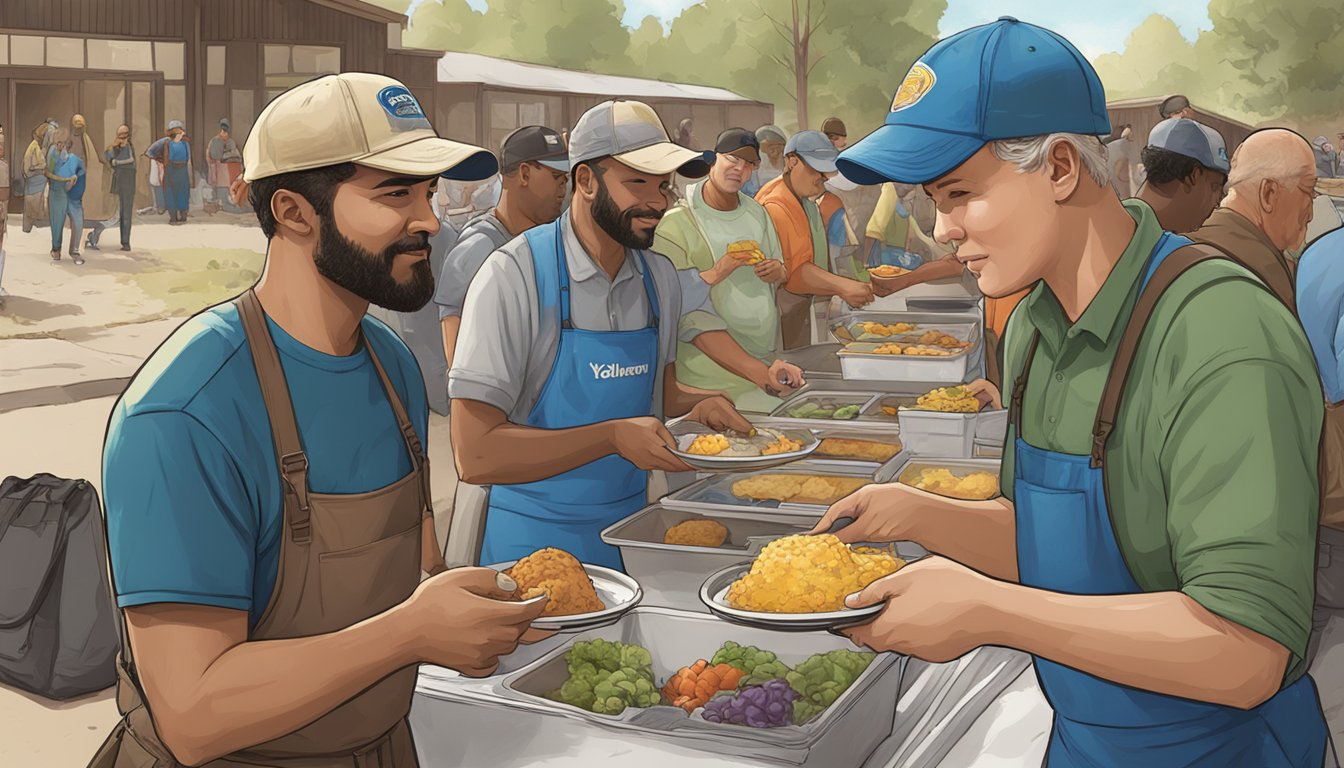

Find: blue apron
1013;233;1328;767
479;217;660;571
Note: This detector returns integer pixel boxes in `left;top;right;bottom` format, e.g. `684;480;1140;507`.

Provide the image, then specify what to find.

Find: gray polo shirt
435;210;512;319
450;212;693;422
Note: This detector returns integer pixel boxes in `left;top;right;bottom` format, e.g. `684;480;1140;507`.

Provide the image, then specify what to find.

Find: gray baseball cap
784;130;840;174
569;100;712;178
1148;118;1229;174
756;125;788;144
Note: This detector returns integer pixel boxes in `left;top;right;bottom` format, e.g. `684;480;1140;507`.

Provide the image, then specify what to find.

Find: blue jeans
48;185;70;252
151;185;164;212
65;199;85;253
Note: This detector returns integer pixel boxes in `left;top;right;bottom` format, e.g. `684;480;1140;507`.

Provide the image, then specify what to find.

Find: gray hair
990;133;1112;187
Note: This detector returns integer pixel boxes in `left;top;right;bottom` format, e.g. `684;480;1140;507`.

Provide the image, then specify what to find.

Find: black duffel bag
0;474;120;699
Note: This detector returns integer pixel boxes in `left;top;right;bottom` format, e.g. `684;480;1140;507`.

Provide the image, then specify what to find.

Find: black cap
714;127;760;162
1160;94;1191;118
499;125;571;173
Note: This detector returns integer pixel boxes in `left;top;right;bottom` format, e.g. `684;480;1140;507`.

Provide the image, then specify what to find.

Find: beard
313;217;434;313
591;175;662;250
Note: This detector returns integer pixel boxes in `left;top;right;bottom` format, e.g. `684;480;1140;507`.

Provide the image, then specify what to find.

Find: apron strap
1008;330;1042;432
364;341;433;519
1089;243;1227;468
235;289;314;543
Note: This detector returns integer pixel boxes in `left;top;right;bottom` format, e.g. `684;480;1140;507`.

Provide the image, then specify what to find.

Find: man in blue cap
1135;117;1230;233
811;17;1328;766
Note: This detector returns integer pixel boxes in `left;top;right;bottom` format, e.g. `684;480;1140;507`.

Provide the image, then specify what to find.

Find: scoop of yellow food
664;519;729;547
687;434;730;456
726;534;905;613
904;468;999;500
760;436;803;455
507;548;606;616
868;265;911;278
916;386;980;413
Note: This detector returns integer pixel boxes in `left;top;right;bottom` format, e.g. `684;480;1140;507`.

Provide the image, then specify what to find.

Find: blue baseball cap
838;17;1110;185
1147;118;1230;174
785;130;840;173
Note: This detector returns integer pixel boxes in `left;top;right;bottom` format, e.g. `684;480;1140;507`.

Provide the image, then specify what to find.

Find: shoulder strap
364;337;433;518
234;290;312;543
1007;330;1042;432
1090;243;1226;468
523;217;564;329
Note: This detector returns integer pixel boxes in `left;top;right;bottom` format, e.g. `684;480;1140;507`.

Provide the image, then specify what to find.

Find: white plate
485;560;643;631
699;563;882;632
668;422;820;472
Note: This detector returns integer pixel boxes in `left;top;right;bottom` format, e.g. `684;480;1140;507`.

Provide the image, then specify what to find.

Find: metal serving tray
829;313;979;347
897;458;1003;501
858;393;923;424
770;390;882;421
497;607;906;766
602;504;816;612
663;461;876;516
896;409;978;458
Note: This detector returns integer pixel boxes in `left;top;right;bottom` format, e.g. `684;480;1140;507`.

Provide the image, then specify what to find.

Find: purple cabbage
701;678;799;728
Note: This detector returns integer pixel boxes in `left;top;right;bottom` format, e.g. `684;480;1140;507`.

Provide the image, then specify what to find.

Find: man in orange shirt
757;130;873;348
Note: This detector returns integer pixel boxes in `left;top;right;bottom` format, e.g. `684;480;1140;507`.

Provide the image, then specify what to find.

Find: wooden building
1106;96;1255;154
0;0;421;209
431;51;774;152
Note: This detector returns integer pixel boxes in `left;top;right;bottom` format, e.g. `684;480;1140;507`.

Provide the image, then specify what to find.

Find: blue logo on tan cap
377;86;431;132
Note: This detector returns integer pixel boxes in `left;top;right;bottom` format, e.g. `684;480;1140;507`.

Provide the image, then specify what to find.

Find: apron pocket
318;524;420;624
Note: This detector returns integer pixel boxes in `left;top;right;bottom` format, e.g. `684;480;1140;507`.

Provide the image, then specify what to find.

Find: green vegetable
785;649;875;725
832;404;861;420
544;639;658;715
712;641;792;686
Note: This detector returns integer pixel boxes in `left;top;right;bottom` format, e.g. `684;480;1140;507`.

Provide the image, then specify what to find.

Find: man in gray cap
450;99;752;571
757;129;873;348
743;124;787;197
1136;117;1230;233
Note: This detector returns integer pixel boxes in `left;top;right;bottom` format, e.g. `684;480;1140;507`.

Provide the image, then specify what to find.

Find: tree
756;0;829;131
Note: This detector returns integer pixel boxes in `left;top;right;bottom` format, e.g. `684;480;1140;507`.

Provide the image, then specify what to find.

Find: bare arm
786;262;860;298
690;331;773;394
984;582;1289;708
661;363;753;432
451;399;620;485
125;604;416;765
440;315;461;374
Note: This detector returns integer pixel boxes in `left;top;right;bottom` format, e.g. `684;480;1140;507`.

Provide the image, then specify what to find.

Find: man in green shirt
653;128;805;413
820;18;1327;767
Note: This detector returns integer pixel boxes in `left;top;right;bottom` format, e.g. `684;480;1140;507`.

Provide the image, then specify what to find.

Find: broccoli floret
786;650;876;725
549;641;658;715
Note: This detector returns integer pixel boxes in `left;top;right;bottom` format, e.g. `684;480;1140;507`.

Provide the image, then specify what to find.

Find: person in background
163;121;192;225
0;132;9;309
653;127;806;413
742;124;787;198
1160;94;1197;121
1135;117;1230;234
821;117;847;150
676;118;697;150
757;130;874;349
70;115;113;239
46;130;85;265
1192;128;1317;310
450;99;751;570
208;119;245;213
1314;137;1339;180
144;125;172;216
833;18;1326;766
1105;124;1140;198
862;182;915;268
1296;226;1344;758
99;125;136;252
22;122;48;232
815;117;863;278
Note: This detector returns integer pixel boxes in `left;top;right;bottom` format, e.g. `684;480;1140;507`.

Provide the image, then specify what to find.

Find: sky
411;0;1213;58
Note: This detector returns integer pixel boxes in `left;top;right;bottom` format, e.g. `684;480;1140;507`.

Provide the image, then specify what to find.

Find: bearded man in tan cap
93;73;548;768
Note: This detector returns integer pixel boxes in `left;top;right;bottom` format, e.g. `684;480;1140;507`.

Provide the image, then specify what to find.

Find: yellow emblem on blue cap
891;63;936;112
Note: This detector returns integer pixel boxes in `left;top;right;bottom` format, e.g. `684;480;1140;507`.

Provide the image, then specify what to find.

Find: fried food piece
868;265;911;279
859;321;917;337
664;518;729;548
874;342;905;355
815;437;903;462
728;239;766;264
901;344;956;357
916;386;980;413
733;475;869;504
726;534;905;613
687;434;730;456
507;548;605;616
916;330;971;349
903;468;1000;500
760;435;803;455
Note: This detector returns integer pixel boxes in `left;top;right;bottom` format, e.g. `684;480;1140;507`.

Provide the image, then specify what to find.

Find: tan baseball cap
243;72;497;183
569;100;711;178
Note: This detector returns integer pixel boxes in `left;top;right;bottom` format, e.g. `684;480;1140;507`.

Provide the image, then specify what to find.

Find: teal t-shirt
103;301;428;630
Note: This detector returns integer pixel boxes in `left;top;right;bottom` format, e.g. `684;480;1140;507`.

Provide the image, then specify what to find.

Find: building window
11;35;43;66
207;46;226;86
155;41;185;81
87;39;154;71
0;35;9;66
47;37;84;68
165;85;187;127
264;44;340;90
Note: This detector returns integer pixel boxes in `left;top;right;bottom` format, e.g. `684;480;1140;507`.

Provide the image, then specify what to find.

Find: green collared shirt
1000;199;1322;680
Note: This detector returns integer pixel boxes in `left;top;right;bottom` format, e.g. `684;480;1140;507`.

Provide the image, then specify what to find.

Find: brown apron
90;290;430;768
1323;400;1344;532
777;289;814;350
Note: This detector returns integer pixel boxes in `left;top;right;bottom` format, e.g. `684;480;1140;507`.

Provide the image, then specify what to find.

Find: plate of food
669;422;820;471
728;239;767;265
866;264;912;289
489;548;643;631
700;534;907;631
907;385;981;413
